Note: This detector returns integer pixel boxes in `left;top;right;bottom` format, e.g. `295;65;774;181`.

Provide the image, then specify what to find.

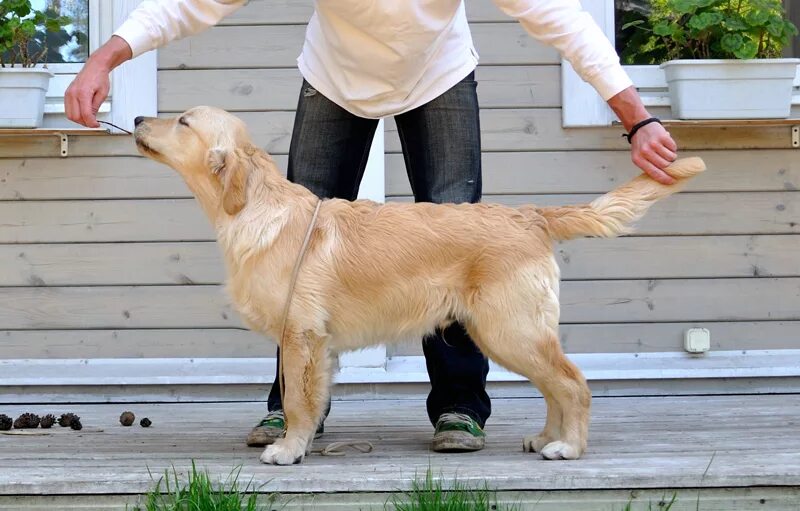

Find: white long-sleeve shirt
115;0;632;119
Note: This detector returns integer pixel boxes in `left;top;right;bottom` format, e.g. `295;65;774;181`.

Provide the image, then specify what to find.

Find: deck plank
0;395;798;496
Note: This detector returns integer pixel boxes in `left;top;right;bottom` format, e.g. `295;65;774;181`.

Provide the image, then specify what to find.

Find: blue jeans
267;72;491;428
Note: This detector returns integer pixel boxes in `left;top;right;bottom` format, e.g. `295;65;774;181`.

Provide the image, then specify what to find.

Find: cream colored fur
134;106;706;465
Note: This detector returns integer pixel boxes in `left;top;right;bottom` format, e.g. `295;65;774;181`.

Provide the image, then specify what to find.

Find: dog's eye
178;117;190;127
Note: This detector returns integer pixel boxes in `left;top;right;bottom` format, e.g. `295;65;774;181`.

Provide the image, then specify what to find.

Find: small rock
120;411;135;427
140;418;152;428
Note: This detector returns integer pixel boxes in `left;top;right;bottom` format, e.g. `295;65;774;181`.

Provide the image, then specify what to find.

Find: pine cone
119;411;135;427
140;418;152;428
13;413;40;429
70;419;83;431
40;414;56;429
0;414;11;431
58;413;80;428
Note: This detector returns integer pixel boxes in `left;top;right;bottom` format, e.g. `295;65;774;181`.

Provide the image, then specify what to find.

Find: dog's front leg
260;330;330;465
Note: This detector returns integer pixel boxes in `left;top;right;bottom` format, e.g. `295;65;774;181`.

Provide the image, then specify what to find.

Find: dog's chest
224;266;287;334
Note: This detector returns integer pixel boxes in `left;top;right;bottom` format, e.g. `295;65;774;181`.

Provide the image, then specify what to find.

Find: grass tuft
388;467;518;511
621;492;678;511
130;461;277;511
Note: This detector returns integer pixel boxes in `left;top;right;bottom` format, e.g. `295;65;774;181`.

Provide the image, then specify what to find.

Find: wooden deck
1;394;799;509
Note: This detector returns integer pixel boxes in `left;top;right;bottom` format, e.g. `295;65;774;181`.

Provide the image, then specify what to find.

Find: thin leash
98;120;133;135
277;199;322;416
276;199;373;457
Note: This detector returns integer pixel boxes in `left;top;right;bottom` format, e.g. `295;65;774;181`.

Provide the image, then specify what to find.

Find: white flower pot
0;67;54;128
660;59;799;119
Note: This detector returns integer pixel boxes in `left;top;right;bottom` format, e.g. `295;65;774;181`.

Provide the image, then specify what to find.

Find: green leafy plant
130;461;278;511
620;0;798;64
0;0;72;67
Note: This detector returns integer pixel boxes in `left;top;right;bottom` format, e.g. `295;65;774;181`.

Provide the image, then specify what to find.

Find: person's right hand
65;36;133;127
65;61;111;128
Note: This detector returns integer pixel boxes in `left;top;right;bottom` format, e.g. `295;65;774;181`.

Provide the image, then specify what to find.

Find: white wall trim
561;1;615;127
108;0;158;129
339;346;387;371
3;350;798;387
357;119;385;203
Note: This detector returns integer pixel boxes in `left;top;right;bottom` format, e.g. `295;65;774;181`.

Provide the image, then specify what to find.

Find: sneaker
245;410;325;447
431;412;486;453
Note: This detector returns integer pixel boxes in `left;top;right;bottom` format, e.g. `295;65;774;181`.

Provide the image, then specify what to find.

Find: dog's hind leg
260;329;331;465
466;315;590;460
523;332;590;460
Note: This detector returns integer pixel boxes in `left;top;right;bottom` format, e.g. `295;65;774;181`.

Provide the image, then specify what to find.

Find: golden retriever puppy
134;106;705;465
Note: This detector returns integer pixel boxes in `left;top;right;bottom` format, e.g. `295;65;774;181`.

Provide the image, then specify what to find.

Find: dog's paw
522;433;556;453
539;440;581;460
260;439;306;465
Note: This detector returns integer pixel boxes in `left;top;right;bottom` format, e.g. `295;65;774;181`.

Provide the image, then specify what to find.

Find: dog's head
134;106;252;216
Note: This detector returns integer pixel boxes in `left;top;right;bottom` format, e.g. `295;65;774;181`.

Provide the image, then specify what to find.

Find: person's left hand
630;122;678;185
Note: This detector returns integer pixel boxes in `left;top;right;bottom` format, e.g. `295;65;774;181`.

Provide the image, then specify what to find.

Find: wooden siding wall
1;0;799;363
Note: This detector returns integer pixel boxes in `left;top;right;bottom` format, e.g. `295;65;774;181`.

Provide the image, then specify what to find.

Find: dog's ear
207;147;248;216
206;147;227;175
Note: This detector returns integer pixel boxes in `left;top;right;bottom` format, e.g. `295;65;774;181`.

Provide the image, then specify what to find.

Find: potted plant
621;0;799;119
0;1;71;128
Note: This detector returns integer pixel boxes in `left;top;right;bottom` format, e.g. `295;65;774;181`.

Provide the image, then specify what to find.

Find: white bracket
59;133;69;158
792;125;799;149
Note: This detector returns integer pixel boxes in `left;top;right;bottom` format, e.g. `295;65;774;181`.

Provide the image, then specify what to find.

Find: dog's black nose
134;116;145;127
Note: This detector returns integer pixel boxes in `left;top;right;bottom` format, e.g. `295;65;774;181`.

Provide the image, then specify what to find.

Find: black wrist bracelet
622;117;662;144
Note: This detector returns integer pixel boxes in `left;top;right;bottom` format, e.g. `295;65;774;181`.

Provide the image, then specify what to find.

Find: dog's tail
523;157;706;242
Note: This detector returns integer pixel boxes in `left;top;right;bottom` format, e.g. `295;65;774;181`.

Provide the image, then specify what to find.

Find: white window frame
43;0;156;129
562;1;800;127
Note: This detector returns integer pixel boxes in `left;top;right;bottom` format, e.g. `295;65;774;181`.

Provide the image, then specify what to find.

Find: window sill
660;118;800;128
611;118;800;127
0;128;111;135
613;119;800;149
0;128;120;157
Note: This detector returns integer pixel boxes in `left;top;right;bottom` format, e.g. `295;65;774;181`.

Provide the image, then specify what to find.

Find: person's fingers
642;143;673;170
635;123;678;158
91;84;108;122
79;91;100;128
646;151;672;170
654;142;677;164
65;86;82;125
632;152;675;185
662;132;678;152
64;62;111;128
634;136;672;170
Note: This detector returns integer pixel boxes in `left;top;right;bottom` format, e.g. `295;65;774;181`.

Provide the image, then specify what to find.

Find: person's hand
65;35;133;127
606;87;679;185
65;60;111;128
630;122;678;185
